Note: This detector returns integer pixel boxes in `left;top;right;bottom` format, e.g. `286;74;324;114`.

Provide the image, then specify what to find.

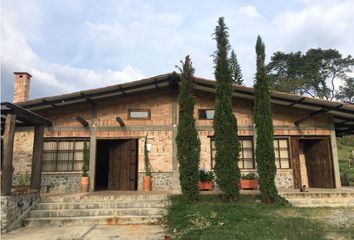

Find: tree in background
336;77;354;104
267;49;354;100
176;55;201;201
230;50;244;85
213;17;240;201
266;51;305;93
254;36;279;203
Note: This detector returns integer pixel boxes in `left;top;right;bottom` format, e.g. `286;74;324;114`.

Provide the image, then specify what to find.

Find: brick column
13;72;32;103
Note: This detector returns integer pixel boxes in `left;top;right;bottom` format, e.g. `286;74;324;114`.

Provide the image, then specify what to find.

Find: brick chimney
13;72;32;103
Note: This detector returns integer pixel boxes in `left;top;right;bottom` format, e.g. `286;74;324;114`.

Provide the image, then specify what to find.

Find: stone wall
1;192;39;233
137;172;174;191
275;170;294;189
41;173;81;193
240;170;293;189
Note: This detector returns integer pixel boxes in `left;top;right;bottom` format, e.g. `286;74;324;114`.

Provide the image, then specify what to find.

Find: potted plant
198;169;215;191
80;141;90;192
14;172;30;193
239;173;258;190
143;135;152;191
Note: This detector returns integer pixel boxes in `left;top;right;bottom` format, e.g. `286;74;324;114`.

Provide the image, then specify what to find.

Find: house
9;71;354;193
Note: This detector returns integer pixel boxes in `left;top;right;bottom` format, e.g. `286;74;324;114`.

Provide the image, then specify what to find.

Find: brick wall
12;88;333;192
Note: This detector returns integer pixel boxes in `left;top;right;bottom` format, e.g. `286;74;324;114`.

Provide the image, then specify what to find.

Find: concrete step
280;192;354;199
29;207;167;218
35;200;168;210
24;215;163;226
279;192;354;207
285;198;354;207
40;194;169;203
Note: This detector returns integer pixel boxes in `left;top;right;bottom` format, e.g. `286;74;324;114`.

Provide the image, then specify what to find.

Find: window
199;109;215;120
42;138;89;172
210;137;255;169
239;139;255;169
274;139;290;169
128;109;151;120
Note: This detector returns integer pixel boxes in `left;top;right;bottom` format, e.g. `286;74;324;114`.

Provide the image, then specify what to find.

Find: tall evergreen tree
254;36;279;203
176;55;201;201
230;50;244;85
213;17;241;201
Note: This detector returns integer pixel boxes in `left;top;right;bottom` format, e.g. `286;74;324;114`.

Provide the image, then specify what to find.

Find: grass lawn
165;195;354;240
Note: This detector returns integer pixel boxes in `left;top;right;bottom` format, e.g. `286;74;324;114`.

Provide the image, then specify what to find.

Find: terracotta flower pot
13;186;30;193
240;180;258;190
143;176;151;192
80;176;90;192
198;181;213;191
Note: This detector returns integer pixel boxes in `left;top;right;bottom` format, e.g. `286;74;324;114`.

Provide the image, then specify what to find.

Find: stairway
279;190;354;207
24;193;169;226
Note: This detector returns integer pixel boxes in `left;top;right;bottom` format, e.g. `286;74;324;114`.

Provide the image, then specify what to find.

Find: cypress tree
213;17;241;201
230;50;244;85
254;36;279;203
176;55;201;201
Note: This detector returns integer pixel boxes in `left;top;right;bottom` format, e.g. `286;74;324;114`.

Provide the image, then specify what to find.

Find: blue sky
2;0;353;101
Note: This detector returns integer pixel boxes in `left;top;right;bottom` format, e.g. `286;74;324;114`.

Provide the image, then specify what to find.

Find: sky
1;0;354;101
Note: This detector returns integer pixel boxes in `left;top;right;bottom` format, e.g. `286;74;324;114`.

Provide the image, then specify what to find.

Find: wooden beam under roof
294;104;343;125
76;116;89;128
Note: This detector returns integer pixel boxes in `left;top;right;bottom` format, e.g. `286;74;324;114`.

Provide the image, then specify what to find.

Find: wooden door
304;138;335;188
108;139;138;190
291;138;301;189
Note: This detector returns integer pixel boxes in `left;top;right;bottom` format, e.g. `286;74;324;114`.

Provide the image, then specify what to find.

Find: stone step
40;194;169;203
24;215;163;226
289;201;354;207
29;207;167;218
279;192;354;199
35;200;168;210
286;198;354;204
279;192;354;207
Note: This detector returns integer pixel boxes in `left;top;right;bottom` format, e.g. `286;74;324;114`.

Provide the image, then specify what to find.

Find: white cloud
269;1;354;53
238;5;261;18
1;4;146;101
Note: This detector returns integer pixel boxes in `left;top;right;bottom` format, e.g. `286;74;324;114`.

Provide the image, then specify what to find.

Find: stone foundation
138;172;174;191
275;170;294;189
41;173;81;193
240;170;293;189
1;192;39;233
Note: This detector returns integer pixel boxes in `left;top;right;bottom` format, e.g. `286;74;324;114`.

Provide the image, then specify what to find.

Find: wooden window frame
198;109;215;120
239;137;255;169
274;138;291;169
210;137;255;169
42;138;89;173
128;109;151;120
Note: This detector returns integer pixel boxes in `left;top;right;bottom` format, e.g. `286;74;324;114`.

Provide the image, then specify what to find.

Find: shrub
176;56;201;201
241;173;258;180
82;141;89;177
199;170;215;182
212;17;241;201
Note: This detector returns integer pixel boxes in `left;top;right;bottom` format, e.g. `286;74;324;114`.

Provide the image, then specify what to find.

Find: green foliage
266;51;306;93
18;173;30;186
144;135;152;177
165;195;351;240
199;170;215;182
338;135;354;186
267;48;354;100
82;141;89;177
212;17;241;201
254;36;279;203
241;173;258;180
336;77;354;104
229;50;244;85
176;55;201;202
